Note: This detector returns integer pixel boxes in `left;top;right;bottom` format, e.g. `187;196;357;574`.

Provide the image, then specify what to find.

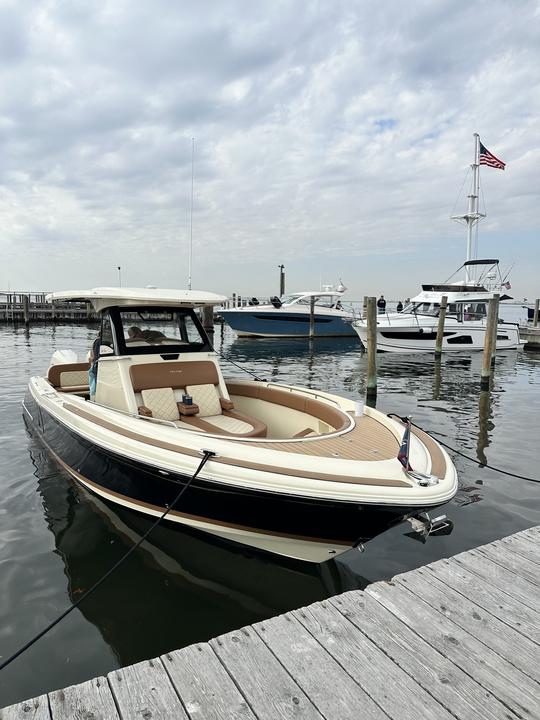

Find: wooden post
434;295;448;357
279;264;285;296
490;293;500;364
366;296;377;399
22;294;30;326
309;296;315;338
481;295;499;389
202;305;214;335
534;299;540;327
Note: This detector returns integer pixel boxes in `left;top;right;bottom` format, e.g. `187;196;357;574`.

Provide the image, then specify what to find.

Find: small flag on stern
479;141;506;170
397;420;413;471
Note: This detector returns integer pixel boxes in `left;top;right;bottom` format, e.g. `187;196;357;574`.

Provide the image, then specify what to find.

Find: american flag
479;141;506;170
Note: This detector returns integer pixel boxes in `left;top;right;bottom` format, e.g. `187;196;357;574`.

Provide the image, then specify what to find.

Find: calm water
1;318;539;706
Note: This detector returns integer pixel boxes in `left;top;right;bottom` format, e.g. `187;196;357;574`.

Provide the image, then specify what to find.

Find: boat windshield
283;294;339;308
405;301;487;320
108;306;212;355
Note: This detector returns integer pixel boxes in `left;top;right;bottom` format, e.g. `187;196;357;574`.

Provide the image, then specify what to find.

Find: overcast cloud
0;0;539;299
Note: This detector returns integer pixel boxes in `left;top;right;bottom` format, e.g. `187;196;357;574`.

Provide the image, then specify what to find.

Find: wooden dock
0;292;99;324
2;526;539;719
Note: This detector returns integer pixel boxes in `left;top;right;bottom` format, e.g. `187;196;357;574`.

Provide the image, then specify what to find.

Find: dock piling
434;295;448;357
366;296;377;399
202;306;214;336
309;296;315;338
22;294;30;326
481;295;499;389
534;299;539;327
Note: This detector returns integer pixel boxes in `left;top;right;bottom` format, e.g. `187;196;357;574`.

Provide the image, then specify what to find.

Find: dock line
388;413;540;484
0;448;217;673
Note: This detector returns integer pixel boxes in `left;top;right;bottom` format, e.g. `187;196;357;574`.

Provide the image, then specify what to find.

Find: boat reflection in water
28;427;414;670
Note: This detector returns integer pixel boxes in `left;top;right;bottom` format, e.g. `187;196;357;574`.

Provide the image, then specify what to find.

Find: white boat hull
353;316;520;353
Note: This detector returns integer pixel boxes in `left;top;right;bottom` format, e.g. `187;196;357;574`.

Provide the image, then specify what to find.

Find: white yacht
353;135;520;353
220;285;356;338
24;287;457;563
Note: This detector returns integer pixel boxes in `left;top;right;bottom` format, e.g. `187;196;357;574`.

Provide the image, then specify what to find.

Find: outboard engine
249;297;260;306
270;296;282;308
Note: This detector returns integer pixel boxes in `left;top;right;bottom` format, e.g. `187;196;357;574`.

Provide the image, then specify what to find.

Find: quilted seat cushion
186;384;222;418
141;387;180;422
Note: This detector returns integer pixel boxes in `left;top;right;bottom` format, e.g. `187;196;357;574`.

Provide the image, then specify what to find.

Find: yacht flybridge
353;135;520;353
25;287;457;562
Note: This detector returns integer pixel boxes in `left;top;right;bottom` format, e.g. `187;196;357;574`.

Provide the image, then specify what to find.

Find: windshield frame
107;306;213;356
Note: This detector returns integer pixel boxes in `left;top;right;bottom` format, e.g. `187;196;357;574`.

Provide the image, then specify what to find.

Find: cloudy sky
1;0;539;300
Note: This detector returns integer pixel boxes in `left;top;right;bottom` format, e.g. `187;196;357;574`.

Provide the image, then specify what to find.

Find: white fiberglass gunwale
28;376;457;507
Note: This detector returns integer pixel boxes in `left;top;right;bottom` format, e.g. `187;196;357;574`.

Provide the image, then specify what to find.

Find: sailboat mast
465;133;481;282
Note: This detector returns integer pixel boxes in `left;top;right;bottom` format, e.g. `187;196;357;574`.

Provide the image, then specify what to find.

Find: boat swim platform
2;526;539;719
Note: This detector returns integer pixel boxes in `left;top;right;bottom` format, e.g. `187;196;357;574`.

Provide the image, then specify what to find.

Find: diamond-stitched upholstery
201;414;254;434
59;370;89;387
186;384;222;418
141;387;180;422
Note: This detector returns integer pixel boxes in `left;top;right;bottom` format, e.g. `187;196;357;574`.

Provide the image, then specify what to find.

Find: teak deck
2;526;539;719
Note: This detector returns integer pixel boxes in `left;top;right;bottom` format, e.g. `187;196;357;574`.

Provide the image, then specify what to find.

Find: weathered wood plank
395;566;540;681
497;533;540;565
0;696;51;720
366;580;540;717
210;626;324;719
478;543;540;586
162;644;256;720
253;612;386;720
331;592;522;720
426;557;540;643
454;548;540;611
48;677;119;720
108;658;188;719
292;600;454;720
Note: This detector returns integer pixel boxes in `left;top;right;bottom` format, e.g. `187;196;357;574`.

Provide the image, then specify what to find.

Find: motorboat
24;287;458;563
220;285;357;337
353;135;520;353
354;259;520;353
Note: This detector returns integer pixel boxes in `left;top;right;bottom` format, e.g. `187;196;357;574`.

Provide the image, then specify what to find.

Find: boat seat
178;383;267;437
132;371;267;438
47;362;90;395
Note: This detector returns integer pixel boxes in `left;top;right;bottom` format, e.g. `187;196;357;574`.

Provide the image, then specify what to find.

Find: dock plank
253;612;386;720
426;557;540;643
366;580;540;717
0;696;50;720
292;600;454;720
478;543;540;586
210;626;324;719
454;548;540;611
163;644;256;720
48;678;119;720
395;566;540;681
497;532;540;565
330;592;523;720
108;658;188;719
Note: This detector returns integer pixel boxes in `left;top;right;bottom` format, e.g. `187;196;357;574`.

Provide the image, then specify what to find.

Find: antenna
188;137;195;291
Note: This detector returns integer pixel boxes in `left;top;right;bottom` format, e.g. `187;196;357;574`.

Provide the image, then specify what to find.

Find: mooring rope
0;450;216;673
388;414;540;484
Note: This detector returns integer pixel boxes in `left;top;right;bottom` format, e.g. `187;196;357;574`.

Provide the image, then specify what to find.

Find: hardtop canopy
46;287;227;313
